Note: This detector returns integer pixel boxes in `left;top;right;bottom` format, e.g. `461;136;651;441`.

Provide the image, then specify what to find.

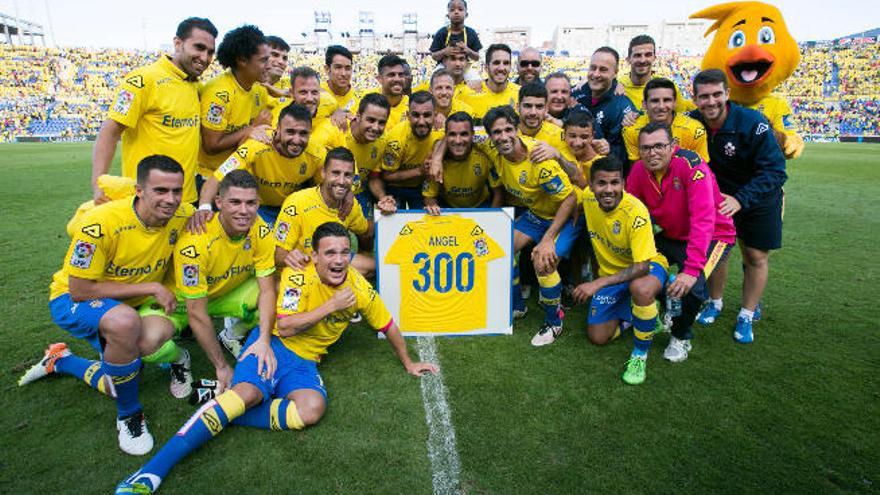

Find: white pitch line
416;336;462;495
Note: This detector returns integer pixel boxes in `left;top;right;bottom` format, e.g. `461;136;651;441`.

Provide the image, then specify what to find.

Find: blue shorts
232;328;328;402
587;262;667;325
514;210;585;259
355;191;374;219
387;185;424;210
258;205;281;228
49;293;121;353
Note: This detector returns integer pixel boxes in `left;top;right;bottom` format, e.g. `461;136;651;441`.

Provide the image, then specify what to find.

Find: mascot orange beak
726;44;775;87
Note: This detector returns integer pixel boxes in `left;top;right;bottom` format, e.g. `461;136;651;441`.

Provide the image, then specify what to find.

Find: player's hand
433;112;446;130
284;249;310;270
427;155;444;183
152;284;178;314
424;200;442;216
529;141;561;163
544;115;563;128
622;111;638;127
249;124;272;144
667;272;697;299
405;361;438;377
93;187;111;205
592;139;610;155
330;109;350;130
531;238;558;274
338;191;354;221
614;83;626;96
377;195;397;215
572;280;603;305
186;208;213;234
329;287;356;312
240;338;276;380
254;109;273;127
719;194;742;217
214;363;234;394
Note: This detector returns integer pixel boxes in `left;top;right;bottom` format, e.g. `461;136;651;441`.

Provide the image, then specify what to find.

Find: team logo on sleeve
289;273;305;287
283;205;297;217
179;245;199;258
275;222;289;242
81;224;103;239
125;75;144;88
755;123;769;135
236;147;249;159
692;170;706;182
259;225;271;239
70;240;96;269
632;216;648;230
281;287;301;311
217;156;240;175
474;238;489;257
215;91;230;103
182;264;199;286
206;103;225;126
694;127;705;140
113;90;134;115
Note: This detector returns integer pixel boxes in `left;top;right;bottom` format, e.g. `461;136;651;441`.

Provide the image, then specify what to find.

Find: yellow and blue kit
274;186;369;255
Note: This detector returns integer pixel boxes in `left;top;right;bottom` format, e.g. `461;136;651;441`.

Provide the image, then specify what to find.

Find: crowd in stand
0;41;877;142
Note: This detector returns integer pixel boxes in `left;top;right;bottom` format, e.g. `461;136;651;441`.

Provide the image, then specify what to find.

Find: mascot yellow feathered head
691;2;800;105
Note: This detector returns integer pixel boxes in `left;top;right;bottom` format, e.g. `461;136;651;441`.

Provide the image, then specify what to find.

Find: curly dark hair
216;25;266;70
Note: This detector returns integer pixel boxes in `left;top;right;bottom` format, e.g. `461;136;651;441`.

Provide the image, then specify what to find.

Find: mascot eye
758;26;776;44
728;30;746;48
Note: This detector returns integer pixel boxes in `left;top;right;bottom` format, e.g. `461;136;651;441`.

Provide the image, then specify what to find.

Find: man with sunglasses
625;122;736;363
515;47;542;85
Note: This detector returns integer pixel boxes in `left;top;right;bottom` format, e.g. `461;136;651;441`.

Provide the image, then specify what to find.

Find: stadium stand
0;41;876;142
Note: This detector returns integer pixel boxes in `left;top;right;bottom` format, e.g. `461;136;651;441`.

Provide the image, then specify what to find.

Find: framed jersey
376;209;514;337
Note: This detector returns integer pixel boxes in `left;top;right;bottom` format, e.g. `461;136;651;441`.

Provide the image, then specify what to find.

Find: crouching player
625;123;736;362
19;156;194;455
142;169;276;395
115;222;437;493
572;156;668;385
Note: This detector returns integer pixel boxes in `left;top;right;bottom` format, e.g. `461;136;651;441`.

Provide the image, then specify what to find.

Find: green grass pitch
0;142;877;494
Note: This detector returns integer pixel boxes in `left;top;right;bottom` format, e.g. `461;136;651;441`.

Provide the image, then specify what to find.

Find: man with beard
572;47;638;164
618;35;695;113
515;47;542;85
572;156;668;385
462;44;520;121
91;17;217;206
274;149;375;277
353;55;410;127
197;25;273;182
622;78;708;163
374;91;444;210
310;93;393;218
423;112;502;214
195;104;324;227
483;106;580;346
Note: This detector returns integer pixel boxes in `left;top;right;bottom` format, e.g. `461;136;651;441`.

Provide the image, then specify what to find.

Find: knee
743;252;769;269
629;280;658;305
100;308;142;344
296;396;326;426
587;327;611;346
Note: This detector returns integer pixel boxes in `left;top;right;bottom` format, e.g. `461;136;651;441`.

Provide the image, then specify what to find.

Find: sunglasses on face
519;60;540;68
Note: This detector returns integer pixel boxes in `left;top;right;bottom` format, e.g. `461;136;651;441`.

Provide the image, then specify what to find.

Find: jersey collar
159;54;190;82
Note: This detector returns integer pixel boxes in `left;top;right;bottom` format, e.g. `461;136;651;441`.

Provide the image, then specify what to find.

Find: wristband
198;204;212;212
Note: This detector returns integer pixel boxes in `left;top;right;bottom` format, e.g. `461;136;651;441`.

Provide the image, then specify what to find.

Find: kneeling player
20;156;195;455
115;222;437;493
572;156;668;385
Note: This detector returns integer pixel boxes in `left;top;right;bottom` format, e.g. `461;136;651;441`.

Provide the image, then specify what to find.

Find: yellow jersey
582;190;668;278
619;73;696;113
558;147;604;182
275;264;392;362
384;215;504;332
320;81;357;112
50;198;194;306
212;139;325;207
174;214;275;300
198;70;271;175
744;94;804;159
309;120;387;195
353;88;409;127
525;121;566;151
382;121;445;188
485;136;576;220
423;149;498;207
623;113;709;163
274;186;369;254
461;81;520;119
107;55;201;203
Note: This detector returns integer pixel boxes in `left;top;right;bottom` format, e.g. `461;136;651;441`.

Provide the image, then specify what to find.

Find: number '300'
412;252;475;293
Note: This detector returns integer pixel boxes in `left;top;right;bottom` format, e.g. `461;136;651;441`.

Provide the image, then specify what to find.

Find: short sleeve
274;197;304;252
253;221;277;277
108;69;150;128
201;87;230;132
174;238;208;299
213;142;256;180
627;205;659;264
65;220;112;281
537;160;574;198
277;269;310;317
